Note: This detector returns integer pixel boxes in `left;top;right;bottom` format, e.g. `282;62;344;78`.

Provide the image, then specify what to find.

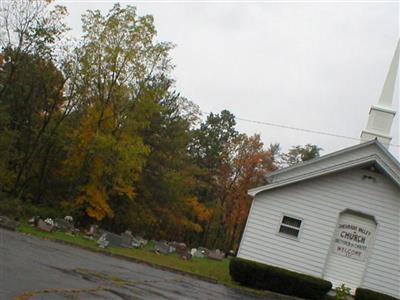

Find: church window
278;215;303;239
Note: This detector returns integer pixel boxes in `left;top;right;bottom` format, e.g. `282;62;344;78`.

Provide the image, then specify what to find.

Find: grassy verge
17;223;299;299
18;224;231;284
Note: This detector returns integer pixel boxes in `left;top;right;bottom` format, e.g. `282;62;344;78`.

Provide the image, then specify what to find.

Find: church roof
249;140;400;196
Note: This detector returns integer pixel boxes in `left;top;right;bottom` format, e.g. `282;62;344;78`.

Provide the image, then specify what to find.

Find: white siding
238;167;400;298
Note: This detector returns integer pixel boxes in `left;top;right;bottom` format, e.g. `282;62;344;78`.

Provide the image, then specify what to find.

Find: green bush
229;257;332;300
335;284;351;300
0;193;61;218
355;288;399;300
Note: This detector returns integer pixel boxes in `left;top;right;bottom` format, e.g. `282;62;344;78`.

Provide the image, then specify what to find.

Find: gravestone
180;250;192;260
105;232;123;247
54;218;74;232
64;215;73;222
85;224;99;238
193;247;209;258
154;241;170;254
97;234;109;248
132;236;147;248
131;236;147;248
44;218;54;226
131;237;141;248
96;232;123;248
28;216;41;227
168;244;176;253
121;231;133;248
198;247;209;253
207;249;225;261
0;216;19;231
169;242;186;254
37;219;54;232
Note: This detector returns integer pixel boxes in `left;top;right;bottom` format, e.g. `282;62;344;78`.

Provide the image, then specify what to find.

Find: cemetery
24;215;228;262
10;216;234;287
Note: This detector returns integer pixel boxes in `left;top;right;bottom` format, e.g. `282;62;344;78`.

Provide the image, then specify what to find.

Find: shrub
355;288;399;300
229;257;332;300
0;193;61;219
335;284;351;300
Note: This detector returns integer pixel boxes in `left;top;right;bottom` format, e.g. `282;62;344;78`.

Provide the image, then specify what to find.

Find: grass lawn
17;223;233;286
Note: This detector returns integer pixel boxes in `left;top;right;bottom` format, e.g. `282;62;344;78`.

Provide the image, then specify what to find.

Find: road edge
15;229;302;300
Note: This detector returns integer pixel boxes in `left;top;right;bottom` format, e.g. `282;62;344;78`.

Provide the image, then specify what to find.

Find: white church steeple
361;40;399;148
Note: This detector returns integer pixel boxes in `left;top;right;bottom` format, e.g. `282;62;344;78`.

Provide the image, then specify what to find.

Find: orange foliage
186;196;212;223
220;134;275;250
76;183;114;220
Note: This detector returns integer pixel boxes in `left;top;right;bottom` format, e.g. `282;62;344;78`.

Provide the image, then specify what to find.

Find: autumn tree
221;134;275;251
190;111;276;250
61;4;173;221
207;133;274;251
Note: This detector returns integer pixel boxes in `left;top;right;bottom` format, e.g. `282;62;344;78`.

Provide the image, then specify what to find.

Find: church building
237;41;400;298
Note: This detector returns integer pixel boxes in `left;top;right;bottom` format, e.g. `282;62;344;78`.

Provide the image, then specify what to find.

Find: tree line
0;1;321;252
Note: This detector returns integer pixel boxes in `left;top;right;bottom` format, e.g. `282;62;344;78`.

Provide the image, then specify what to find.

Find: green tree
131;89;204;239
0;49;67;202
190;110;238;202
267;143;282;168
189;110;239;245
61;4;173;221
281;144;322;166
0;0;70;202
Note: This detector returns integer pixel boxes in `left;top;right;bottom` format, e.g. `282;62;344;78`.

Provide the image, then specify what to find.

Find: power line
202;111;400;148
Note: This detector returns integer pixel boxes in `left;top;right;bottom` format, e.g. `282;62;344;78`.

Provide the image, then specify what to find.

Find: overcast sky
59;1;400;159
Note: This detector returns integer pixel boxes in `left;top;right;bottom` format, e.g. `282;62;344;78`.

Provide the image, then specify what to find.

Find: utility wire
203;111;400;148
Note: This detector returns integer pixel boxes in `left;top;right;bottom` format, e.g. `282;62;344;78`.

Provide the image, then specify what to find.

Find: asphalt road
0;228;270;300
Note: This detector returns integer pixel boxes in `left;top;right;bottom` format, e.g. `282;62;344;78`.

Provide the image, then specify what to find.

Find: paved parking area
0;229;271;300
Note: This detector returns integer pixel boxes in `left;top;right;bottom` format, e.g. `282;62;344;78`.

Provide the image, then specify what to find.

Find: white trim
370;104;397;115
322;209;379;291
236;197;256;257
249;154;400;196
264;140;400;181
360;129;392;140
275;213;304;241
360;220;380;289
265;140;378;179
374;139;400;169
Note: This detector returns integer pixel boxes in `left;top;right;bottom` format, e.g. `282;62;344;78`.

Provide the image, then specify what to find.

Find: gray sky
60;1;400;159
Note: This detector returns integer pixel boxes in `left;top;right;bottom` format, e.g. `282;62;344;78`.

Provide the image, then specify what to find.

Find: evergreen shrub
229;257;332;300
355;288;398;300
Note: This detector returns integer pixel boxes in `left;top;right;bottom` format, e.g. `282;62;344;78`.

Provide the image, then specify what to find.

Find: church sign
333;222;374;261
